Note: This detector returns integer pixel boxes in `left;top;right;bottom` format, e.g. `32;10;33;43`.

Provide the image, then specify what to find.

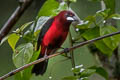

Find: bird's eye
65;13;73;17
65;13;69;17
69;14;73;17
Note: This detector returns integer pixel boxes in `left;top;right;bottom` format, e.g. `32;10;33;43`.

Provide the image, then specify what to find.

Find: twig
0;53;61;80
69;32;76;72
0;30;120;80
0;0;33;42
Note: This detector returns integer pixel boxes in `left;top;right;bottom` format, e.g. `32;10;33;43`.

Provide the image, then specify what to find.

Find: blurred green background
0;0;120;80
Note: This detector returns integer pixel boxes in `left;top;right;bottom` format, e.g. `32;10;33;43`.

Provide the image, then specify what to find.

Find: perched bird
32;10;78;75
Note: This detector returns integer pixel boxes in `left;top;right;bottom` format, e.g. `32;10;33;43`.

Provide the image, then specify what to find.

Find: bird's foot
44;54;48;59
63;48;69;53
60;47;69;53
60;48;71;59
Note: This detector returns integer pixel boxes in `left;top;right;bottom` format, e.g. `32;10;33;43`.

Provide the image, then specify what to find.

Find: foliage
8;33;20;51
62;65;108;80
0;0;120;80
77;9;120;56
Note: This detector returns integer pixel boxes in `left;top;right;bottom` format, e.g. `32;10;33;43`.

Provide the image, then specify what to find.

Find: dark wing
37;17;54;50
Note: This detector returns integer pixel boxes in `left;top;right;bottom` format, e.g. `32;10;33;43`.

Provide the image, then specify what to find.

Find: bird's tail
32;53;48;75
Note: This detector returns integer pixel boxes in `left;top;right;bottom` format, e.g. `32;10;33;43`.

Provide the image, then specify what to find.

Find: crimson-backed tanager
32;10;78;75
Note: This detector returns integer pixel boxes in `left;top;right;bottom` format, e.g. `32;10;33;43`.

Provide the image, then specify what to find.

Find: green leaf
88;0;100;2
64;0;77;2
13;43;33;68
95;40;113;56
37;0;59;17
72;68;81;74
82;27;113;56
108;14;120;20
89;66;108;80
57;2;68;11
96;67;108;80
0;35;9;46
80;69;96;77
70;0;77;2
34;16;50;35
76;21;91;29
22;50;40;80
14;72;22;80
96;9;111;19
30;50;40;62
100;26;120;51
103;0;115;14
8;33;20;51
19;22;33;32
77;16;96;29
14;22;33;34
23;30;35;42
62;76;77;80
14;49;40;80
72;65;84;74
81;78;89;80
85;16;96;22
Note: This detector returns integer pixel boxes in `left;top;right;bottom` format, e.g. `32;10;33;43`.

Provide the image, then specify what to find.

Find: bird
32;10;78;75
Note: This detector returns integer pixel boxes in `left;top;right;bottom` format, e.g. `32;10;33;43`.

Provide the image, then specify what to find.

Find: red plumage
32;10;78;75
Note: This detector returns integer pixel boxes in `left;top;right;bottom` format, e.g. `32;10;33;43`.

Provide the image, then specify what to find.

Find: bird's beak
66;16;78;22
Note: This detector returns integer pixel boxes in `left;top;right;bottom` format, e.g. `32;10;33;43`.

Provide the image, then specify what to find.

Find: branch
0;0;33;42
0;30;120;80
68;32;76;70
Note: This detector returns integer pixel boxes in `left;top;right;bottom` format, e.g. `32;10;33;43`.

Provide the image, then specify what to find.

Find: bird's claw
44;54;48;60
64;48;69;53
